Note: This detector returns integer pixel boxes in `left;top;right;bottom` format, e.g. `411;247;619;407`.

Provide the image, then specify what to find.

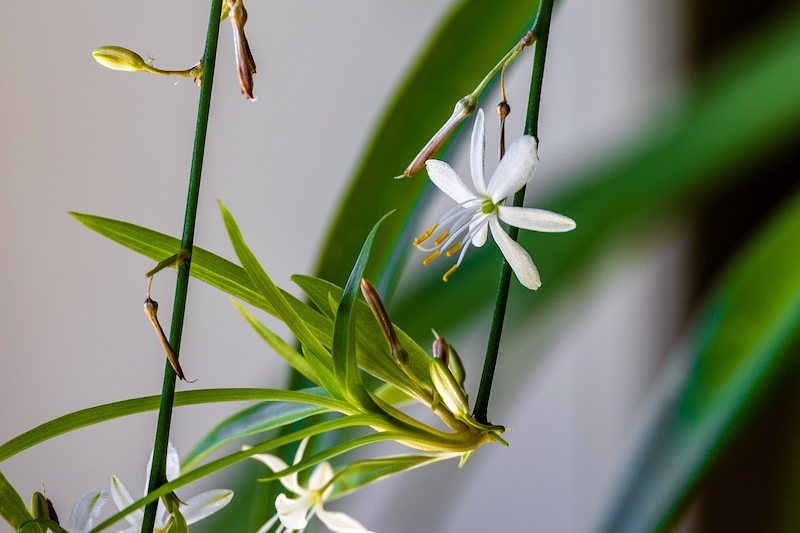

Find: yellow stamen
423;250;441;265
433;231;450;247
445;242;462;257
413;224;439;246
443;264;458;282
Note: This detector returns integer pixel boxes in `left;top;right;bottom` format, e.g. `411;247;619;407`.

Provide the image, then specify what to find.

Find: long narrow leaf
332;212;393;410
0;388;352;463
218;201;342;398
599;187;800;532
0;471;37;532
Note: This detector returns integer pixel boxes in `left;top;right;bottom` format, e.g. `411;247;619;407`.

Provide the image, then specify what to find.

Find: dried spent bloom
110;443;233;533
228;0;257;100
414;108;576;290
401;95;476;178
361;278;408;365
246;438;376;533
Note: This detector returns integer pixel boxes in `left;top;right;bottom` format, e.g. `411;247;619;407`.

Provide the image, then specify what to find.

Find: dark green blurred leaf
331;454;442;501
392;2;800;341
599;186;800;532
182;387;331;470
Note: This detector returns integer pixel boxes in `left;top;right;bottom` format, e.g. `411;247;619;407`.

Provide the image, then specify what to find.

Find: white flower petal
275;493;312;530
497;206;576;233
489;218;541;290
180;489;233;525
68;489;109;533
470;109;487;196
308;462;334;493
425;160;476;205
487;135;538;203
245;447;303;495
110;476;144;528
470;218;489;247
165;443;181;482
316;505;376;533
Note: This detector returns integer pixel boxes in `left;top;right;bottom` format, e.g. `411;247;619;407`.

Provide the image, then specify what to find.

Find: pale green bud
92;46;147;72
430;358;469;416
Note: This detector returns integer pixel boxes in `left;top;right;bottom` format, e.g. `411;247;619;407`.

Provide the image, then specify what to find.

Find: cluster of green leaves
0;199;508;532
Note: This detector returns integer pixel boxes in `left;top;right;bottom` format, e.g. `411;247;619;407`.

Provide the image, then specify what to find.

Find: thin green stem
473;0;555;424
140;1;223;532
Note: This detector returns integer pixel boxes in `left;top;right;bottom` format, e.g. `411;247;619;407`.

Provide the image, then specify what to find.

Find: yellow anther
433;231;450;247
445;242;462;257
443;264;458;282
423;250;441;265
413;224;439;246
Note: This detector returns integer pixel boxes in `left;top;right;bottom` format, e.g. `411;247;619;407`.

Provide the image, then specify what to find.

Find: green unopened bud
430;358;469;416
92;46;147;72
447;345;466;389
31;492;59;524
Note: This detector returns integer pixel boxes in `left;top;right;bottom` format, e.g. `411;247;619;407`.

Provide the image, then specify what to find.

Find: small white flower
415;108;576;290
247;438;376;533
110;442;233;533
67;489;110;533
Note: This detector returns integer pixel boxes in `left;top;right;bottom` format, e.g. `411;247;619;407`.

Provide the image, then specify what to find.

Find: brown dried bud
401;95;476;178
228;0;257;100
361;278;408;365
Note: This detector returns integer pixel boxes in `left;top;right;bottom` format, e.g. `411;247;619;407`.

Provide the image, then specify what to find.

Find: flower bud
430;358;469;416
31;492;59;524
432;337;449;365
92;46;147;72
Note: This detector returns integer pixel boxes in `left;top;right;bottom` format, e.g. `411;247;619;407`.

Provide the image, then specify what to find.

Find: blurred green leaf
182;387;330;471
392;2;800;341
599;186;800;532
331;454;443;501
0;471;37;532
313;0;540;290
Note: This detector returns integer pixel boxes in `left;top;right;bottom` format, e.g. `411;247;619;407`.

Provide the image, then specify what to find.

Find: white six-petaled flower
415;108;575;290
109;442;233;533
246;438;376;533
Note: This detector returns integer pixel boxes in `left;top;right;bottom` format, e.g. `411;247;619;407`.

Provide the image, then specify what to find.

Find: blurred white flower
110;442;233;533
67;489;109;533
416;108;576;290
247;438;376;533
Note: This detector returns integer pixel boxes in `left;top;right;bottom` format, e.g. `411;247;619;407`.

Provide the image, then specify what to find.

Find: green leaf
218;201;342;398
0;471;37;532
182;387;332;471
332;212;393;410
293;275;433;392
331;454;444;501
599;187;800;532
312;0;540;289
0;388;353;463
